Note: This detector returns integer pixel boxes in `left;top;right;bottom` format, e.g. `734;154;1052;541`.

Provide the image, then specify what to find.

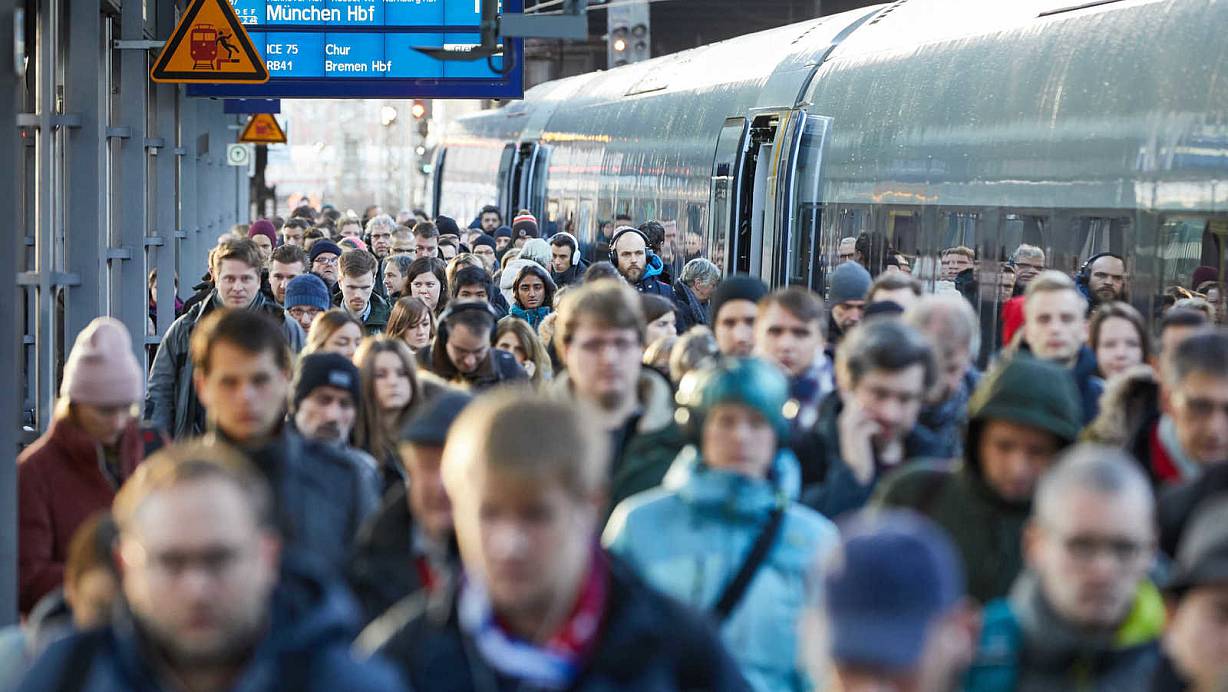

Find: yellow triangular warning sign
150;0;268;84
239;114;287;144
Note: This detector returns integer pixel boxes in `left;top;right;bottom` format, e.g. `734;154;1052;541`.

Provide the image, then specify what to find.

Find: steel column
0;0;22;628
112;0;149;364
63;0;105;342
152;0;177;353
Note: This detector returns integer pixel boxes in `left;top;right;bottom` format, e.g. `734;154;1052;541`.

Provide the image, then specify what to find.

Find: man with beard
1078;253;1129;311
289;352;382;498
16;444;399;691
547;280;687;514
827;261;871;352
478;204;502;233
610;227;676;300
336;250;391;334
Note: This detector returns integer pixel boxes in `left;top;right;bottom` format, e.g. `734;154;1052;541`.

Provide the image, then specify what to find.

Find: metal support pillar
1;0;22;628
64;0;105;342
152;1;178;355
29;0;60;434
112;0;150;363
179;93;201;283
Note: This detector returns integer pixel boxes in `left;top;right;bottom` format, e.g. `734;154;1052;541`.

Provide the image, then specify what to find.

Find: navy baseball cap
824;510;965;672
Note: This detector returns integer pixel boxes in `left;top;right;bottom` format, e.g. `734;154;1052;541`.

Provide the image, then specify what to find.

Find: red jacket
17;417;145;614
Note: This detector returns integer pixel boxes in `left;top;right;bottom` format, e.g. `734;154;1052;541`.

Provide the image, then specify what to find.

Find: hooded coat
632;253;678;300
874;355;1084;603
1018;341;1104;425
17;417;148;614
17;556;402;691
605;447;839;692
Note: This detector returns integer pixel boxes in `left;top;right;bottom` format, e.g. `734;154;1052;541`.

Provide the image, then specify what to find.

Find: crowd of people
9;201;1228;691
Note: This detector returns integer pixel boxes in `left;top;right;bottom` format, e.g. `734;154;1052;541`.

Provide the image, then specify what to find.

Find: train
430;0;1228;345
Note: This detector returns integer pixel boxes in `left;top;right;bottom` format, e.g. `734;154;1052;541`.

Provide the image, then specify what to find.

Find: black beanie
472;233;497;251
709;274;769;322
435;215;461;237
292;352;361;411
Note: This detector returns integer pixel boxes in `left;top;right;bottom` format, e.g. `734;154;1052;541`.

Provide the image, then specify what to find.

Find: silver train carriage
431;0;1228;355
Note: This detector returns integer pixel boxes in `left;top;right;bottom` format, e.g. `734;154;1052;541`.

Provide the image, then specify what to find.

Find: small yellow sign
239;114;287;144
150;0;268;84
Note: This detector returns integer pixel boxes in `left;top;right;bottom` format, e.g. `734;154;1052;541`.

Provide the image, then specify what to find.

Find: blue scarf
509;305;551;330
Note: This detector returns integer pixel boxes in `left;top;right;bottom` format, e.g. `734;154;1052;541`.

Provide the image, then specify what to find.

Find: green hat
675;357;793;441
969;354;1083;445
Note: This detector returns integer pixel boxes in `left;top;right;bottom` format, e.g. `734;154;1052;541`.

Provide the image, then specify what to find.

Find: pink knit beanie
60;317;144;406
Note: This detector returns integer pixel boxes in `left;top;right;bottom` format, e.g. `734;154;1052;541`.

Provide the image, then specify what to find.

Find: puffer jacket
145;292;304;439
18;417;147;613
605;447;838;692
17;556;402;691
875;354;1084;603
964;572;1163;692
548;369;688;514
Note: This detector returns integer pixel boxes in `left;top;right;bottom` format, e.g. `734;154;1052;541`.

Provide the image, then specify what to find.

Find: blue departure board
187;0;523;99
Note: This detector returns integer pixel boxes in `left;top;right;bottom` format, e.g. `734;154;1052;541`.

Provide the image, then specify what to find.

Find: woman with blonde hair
385;296;435;354
353;336;423;493
494;316;552;387
305;309;365;361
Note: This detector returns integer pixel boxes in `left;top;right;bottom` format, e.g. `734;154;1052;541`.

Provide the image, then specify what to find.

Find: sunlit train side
433;0;1228;348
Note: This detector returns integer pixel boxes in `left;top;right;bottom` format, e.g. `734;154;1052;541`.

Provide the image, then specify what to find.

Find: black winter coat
347;485;457;625
358;554;750;692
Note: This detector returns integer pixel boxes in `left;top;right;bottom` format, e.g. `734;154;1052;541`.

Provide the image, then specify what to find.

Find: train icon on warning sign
150;0;268;84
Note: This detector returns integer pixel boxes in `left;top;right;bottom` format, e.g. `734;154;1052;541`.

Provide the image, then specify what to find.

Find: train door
709;118;747;275
496;143;521;220
776;111;832;289
709;113;788;278
517;143;549;224
497;141;547;222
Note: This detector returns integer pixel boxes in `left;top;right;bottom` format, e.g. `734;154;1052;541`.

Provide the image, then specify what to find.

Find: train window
1158;216;1213;289
942;211;979;250
1000;213;1047;254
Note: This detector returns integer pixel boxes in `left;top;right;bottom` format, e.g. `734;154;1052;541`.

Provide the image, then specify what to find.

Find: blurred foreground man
965;445;1162;691
18;444;400;691
822;510;977;692
358;393;748;691
1156;497;1228;690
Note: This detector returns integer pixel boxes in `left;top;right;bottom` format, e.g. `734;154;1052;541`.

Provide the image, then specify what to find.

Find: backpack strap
963;599;1022;692
711;503;786;623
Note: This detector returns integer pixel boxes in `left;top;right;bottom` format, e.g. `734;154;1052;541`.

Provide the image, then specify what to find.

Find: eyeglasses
313;256;338;266
1014;262;1045;272
288;307;323;320
1060;533;1150;564
1173;394;1228;420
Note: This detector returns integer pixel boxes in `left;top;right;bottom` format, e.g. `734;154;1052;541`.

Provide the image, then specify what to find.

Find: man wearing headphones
418;301;527;391
610;226;677;301
549;231;589;288
1078;252;1128;310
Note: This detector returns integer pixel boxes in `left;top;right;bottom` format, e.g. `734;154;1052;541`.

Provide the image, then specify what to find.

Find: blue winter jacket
635;254;678;300
604;446;839;692
17;556;404;692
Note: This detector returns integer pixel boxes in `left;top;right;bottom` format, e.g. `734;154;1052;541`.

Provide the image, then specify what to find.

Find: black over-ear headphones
1076;252;1123;287
607;226;652;268
436;300;500;343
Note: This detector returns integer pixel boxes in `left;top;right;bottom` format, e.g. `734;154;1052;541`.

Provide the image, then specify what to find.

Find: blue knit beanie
284;273;331;311
830;262;872;304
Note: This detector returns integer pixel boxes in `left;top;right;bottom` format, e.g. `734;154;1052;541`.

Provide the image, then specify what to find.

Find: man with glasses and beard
16;444;399;691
